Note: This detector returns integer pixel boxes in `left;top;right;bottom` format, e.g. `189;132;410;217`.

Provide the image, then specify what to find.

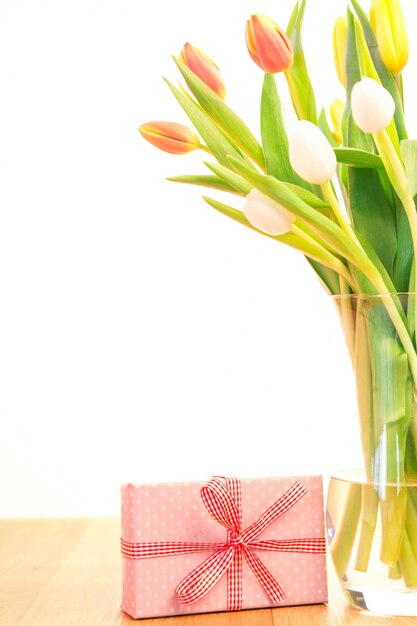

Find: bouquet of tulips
140;0;417;593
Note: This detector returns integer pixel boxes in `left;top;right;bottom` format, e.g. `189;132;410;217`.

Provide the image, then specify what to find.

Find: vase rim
330;469;417;486
331;292;417;302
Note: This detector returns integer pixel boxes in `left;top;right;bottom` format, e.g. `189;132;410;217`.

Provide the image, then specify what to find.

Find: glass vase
326;293;417;616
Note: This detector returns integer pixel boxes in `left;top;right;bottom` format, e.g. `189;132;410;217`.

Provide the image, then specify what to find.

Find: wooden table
0;519;413;625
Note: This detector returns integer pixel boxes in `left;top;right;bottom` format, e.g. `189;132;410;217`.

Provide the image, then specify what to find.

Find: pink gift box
121;475;328;619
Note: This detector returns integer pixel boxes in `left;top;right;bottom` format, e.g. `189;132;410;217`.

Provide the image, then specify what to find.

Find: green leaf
164;78;244;168
260;73;297;182
334;148;383;169
285;184;329;209
401;140;417;198
202;196;253;229
203;162;252;195
167;174;242;194
407;261;416;340
348;167;397;284
353;16;380;82
173;56;265;170
354;230;400;296
393;192;414;293
285;0;317;123
350;0;407;141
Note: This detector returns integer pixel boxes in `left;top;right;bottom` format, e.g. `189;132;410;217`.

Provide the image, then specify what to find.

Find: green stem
355;485;379;572
321;181;364;252
394;73;404;108
354;306;374;477
399;526;417;587
330;483;362;578
352;306;379;572
337;279;355;362
368;319;410;566
408;263;416;343
379;486;407;567
406;490;417;559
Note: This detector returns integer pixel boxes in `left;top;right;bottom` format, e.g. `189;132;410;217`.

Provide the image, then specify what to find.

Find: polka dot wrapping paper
120;476;328;619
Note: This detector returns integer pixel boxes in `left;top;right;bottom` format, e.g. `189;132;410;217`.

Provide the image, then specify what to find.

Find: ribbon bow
121;477;326;611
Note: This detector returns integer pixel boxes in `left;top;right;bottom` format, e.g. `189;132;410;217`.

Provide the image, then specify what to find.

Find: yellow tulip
330;99;345;145
370;0;409;75
139;122;200;154
333;17;347;88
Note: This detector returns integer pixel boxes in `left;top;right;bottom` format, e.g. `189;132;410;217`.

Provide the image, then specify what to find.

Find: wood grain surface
0;519;414;625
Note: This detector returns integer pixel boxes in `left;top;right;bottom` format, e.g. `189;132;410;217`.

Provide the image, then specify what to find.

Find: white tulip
351;77;395;134
287;120;337;185
243;189;294;236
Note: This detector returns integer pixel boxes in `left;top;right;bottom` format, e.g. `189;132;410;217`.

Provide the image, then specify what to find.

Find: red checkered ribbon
121;477;326;611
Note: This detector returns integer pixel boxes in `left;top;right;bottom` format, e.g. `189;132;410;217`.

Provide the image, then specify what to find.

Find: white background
1;0;416;517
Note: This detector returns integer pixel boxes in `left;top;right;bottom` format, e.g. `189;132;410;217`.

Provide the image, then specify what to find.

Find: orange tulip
245;14;294;74
139;121;200;154
180;43;226;99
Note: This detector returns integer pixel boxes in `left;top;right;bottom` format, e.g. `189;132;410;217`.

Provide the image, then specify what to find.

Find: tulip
287;120;337;185
330;99;345;145
180;43;226;99
243;189;294;236
139;121;200;154
333;17;347;87
370;0;409;75
351;77;395;134
245;14;293;74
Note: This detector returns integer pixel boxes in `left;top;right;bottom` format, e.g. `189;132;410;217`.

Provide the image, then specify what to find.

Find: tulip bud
370;0;409;75
180;43;226;99
243;189;294;236
139;121;200;154
287;120;337;185
333;17;347;87
330;99;345;145
245;14;294;74
351;77;395;134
